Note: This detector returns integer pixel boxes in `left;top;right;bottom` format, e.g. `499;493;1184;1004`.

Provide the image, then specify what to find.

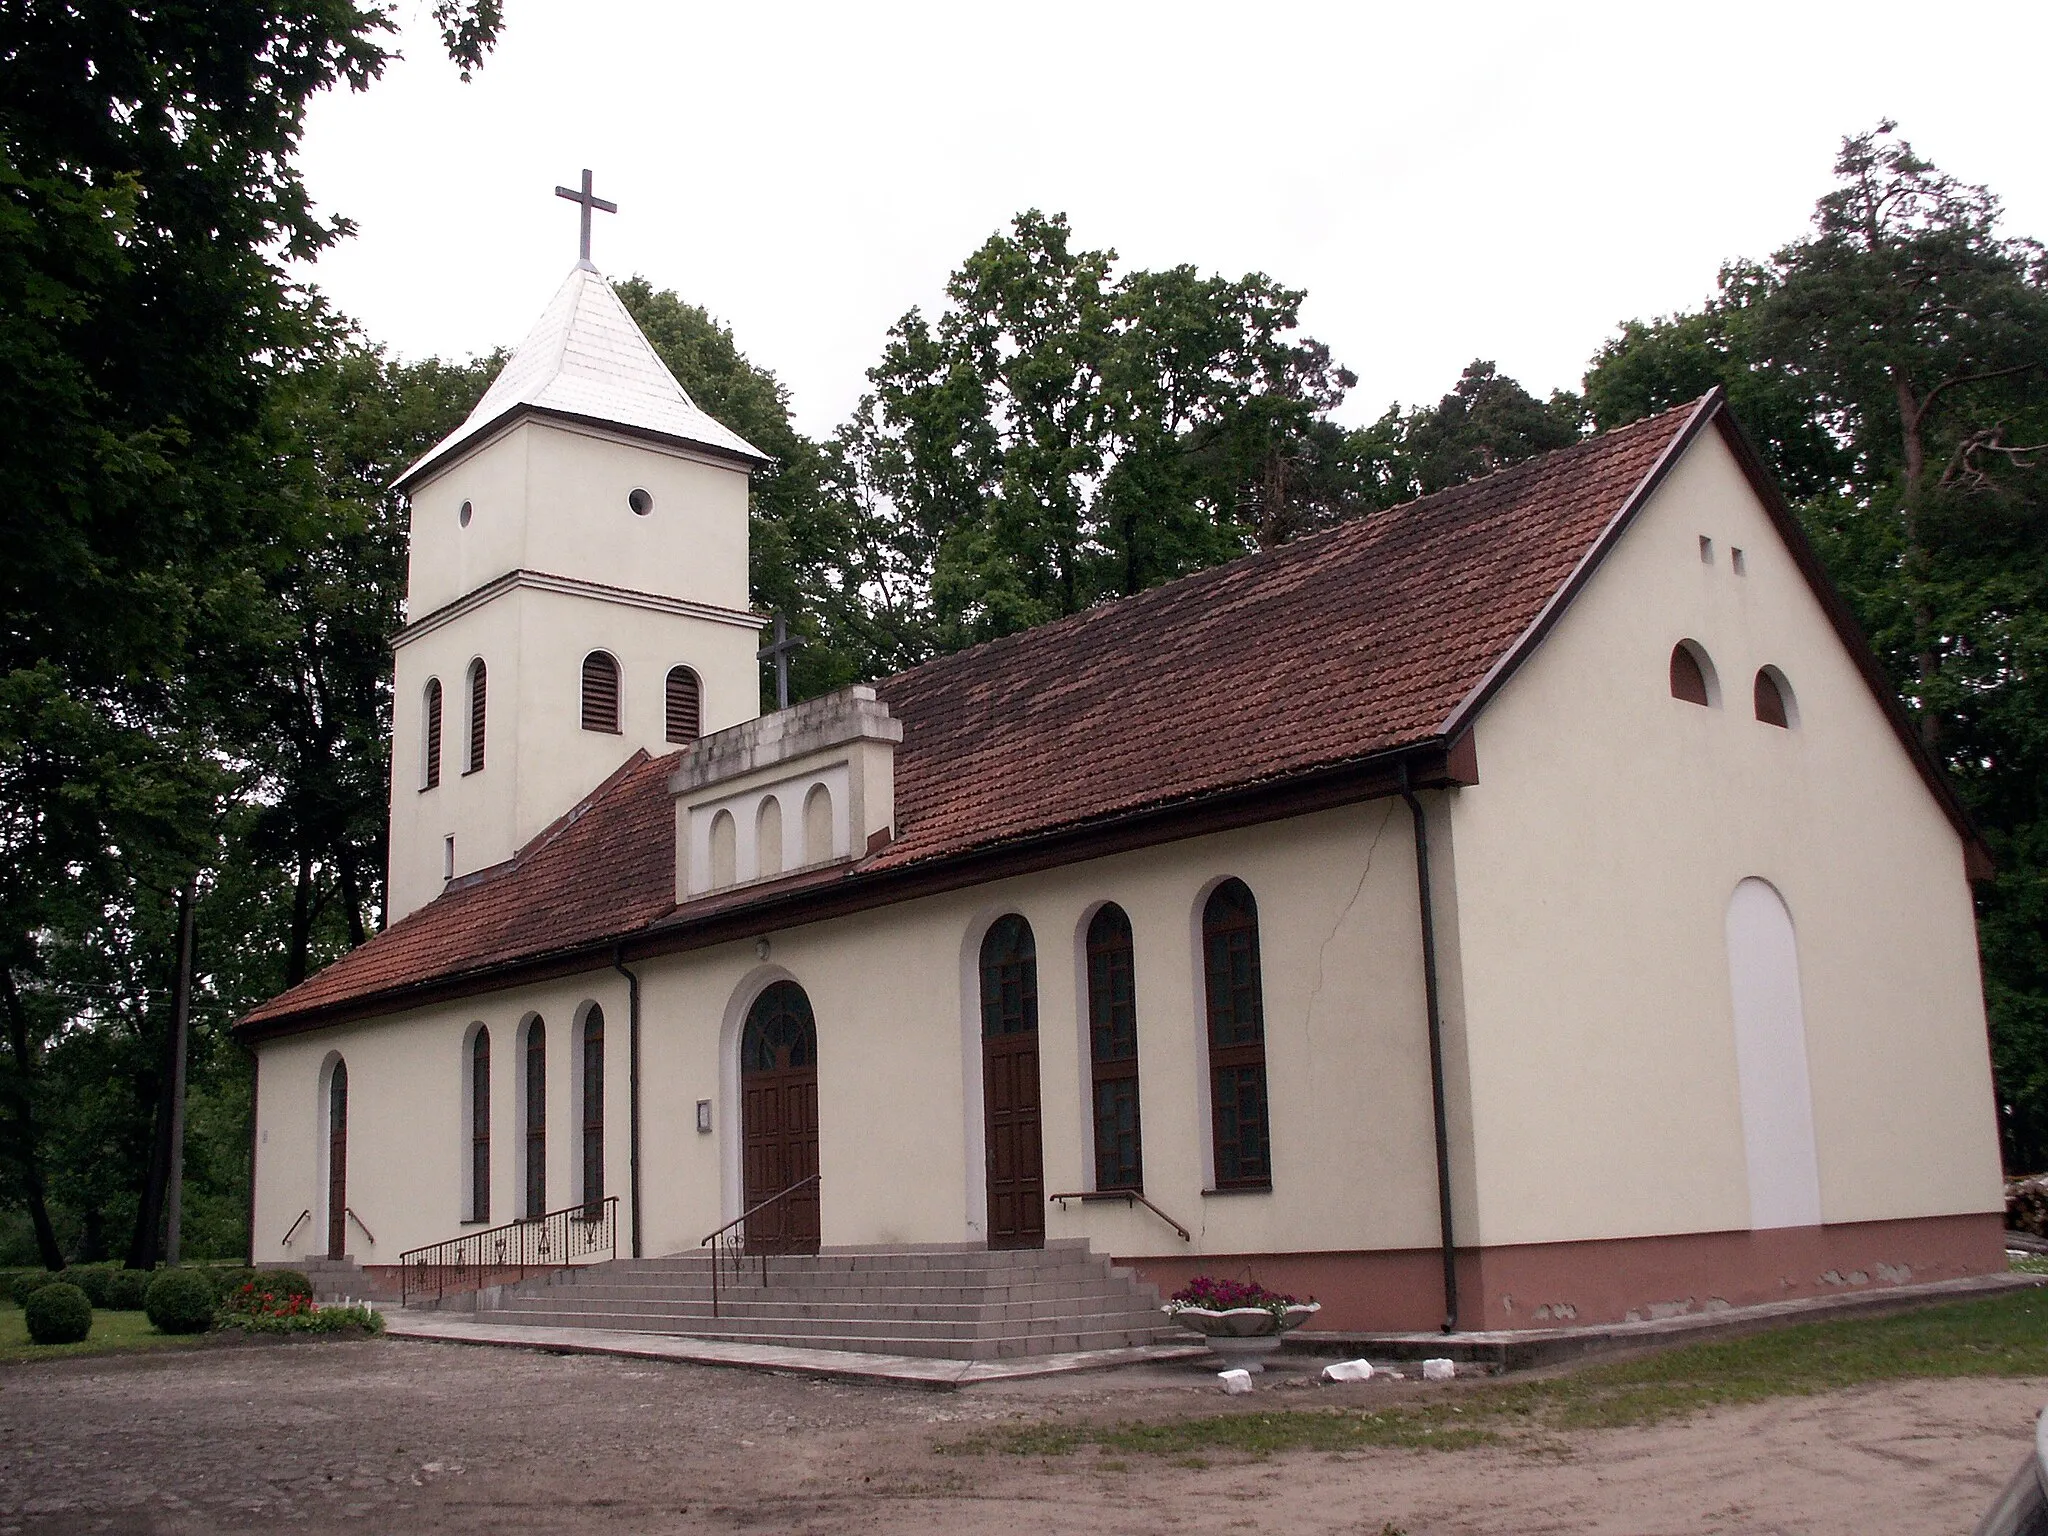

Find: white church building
237;247;2007;1337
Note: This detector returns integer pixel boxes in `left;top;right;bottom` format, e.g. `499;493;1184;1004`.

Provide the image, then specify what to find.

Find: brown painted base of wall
1120;1212;2009;1333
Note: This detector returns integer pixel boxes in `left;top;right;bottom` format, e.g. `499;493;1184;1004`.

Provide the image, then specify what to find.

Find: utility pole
163;883;195;1266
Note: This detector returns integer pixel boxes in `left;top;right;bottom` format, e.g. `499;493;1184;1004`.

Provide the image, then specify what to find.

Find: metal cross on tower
554;168;617;266
757;614;805;712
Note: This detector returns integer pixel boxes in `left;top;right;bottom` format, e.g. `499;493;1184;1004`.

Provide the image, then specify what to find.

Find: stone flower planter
1165;1301;1322;1372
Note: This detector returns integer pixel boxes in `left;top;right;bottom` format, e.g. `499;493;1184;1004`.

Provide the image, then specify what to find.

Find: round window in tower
628;487;654;516
459;499;473;528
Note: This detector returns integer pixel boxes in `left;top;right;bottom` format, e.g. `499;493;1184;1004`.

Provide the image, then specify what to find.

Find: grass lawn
944;1288;2048;1460
0;1303;213;1365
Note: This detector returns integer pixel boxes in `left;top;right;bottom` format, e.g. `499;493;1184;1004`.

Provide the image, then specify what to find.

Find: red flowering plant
1164;1277;1309;1318
218;1281;384;1336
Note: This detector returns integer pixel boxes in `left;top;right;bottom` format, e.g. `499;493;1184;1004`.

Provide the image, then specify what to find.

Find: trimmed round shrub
11;1270;62;1307
23;1282;92;1345
70;1264;117;1308
105;1267;154;1311
207;1267;257;1302
253;1269;312;1302
144;1268;216;1335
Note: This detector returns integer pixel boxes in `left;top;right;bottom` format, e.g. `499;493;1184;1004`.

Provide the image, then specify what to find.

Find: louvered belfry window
581;652;621;733
423;678;443;789
666;666;701;743
466;659;487;772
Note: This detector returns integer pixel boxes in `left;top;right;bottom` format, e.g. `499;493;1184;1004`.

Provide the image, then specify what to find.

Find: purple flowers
1166;1276;1300;1311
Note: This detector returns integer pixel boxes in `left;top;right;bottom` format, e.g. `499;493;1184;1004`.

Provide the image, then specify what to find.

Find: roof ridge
877;397;1709;695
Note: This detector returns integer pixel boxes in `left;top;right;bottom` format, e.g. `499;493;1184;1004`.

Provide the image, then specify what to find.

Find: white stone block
1421;1357;1456;1381
1218;1369;1254;1394
1321;1359;1374;1382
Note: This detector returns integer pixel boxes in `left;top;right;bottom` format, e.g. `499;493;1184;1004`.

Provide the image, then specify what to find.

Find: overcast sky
297;1;2047;440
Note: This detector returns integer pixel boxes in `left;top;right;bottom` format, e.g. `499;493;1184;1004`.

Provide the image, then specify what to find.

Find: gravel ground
0;1336;2039;1534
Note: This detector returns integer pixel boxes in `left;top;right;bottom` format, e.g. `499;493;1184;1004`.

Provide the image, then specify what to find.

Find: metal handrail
346;1208;377;1245
701;1174;819;1318
281;1209;311;1247
1048;1189;1193;1242
399;1196;617;1305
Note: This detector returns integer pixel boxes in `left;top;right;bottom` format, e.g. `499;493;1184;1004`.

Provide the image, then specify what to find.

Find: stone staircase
282;1256;403;1304
468;1238;1174;1359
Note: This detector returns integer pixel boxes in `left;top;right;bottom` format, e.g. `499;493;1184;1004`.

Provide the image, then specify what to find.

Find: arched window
523;1017;546;1218
1203;879;1270;1188
580;1006;604;1214
469;1028;490;1223
1086;904;1143;1191
1754;667;1793;729
666;666;702;743
981;916;1038;1038
422;678;443;789
1670;641;1715;707
581;651;621;734
466;659;488;772
325;1058;349;1259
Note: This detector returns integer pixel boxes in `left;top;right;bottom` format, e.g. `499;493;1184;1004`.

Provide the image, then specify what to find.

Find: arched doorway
980;915;1044;1250
740;981;820;1253
326;1059;348;1259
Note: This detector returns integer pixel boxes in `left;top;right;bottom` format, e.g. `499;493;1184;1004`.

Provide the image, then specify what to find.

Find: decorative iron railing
399;1197;617;1305
700;1174;819;1318
1047;1189;1193;1242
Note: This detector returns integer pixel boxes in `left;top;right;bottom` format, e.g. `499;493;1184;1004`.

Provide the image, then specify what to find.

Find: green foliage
142;1268;215;1335
842;210;1379;653
219;1269;311;1308
947;1291;2048;1460
11;1269;60;1306
66;1263;117;1308
23;1281;90;1345
1389;360;1582;496
105;1267;153;1311
219;1298;383;1335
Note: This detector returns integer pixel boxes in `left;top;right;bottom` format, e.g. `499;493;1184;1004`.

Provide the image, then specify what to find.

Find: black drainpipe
1399;759;1460;1333
611;947;644;1259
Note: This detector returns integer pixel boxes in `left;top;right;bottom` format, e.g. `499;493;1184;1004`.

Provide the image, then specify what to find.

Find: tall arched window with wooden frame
581;651;621;734
422;678;443;789
1086;904;1143;1192
1203;879;1271;1189
580;1005;604;1216
466;659;488;773
523;1016;546;1218
468;1027;490;1223
666;666;702;744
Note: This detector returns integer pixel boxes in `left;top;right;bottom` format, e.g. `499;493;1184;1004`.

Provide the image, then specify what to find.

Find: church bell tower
383;173;768;923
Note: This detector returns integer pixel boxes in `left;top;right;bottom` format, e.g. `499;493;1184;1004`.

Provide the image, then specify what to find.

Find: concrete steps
281;1256;402;1304
466;1239;1174;1360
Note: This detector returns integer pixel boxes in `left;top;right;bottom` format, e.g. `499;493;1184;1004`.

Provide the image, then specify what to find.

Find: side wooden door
983;1028;1045;1249
740;981;821;1254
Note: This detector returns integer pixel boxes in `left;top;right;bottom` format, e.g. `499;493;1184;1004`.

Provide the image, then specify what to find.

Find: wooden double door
740;981;821;1254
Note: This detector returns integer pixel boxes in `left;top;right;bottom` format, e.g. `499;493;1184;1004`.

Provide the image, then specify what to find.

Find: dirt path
0;1338;2035;1534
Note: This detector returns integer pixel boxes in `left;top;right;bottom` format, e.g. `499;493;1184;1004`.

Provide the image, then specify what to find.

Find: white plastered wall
1446;426;2003;1248
404;419;752;618
254;799;1449;1264
251;972;637;1267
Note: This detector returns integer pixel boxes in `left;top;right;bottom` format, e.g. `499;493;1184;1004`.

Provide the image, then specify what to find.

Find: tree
1392;360;1582;496
846;211;1372;651
0;0;502;1266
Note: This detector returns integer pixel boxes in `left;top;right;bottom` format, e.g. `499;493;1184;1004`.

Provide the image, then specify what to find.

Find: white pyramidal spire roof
398;264;768;488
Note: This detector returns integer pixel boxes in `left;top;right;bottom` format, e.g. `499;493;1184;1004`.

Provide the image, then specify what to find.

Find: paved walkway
382;1311;1212;1388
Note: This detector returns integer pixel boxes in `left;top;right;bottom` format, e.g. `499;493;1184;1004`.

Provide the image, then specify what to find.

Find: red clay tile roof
240;751;682;1026
238;399;1704;1032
